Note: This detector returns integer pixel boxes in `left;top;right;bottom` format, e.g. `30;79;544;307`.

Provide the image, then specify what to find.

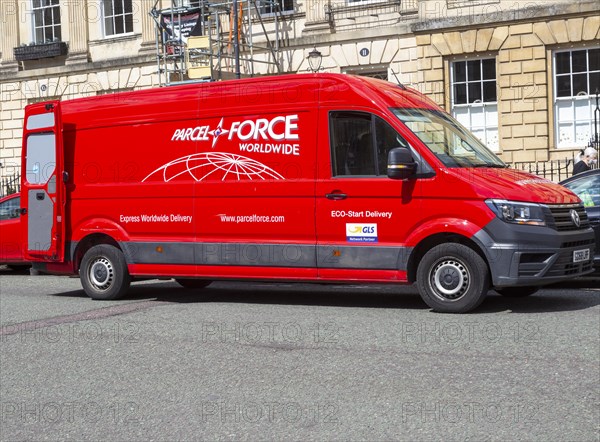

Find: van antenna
390;69;407;90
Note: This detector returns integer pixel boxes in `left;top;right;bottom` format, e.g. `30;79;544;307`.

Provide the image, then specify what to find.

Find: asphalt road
0;267;598;441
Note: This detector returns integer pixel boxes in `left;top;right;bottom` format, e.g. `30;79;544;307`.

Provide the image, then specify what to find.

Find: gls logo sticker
346;223;378;243
348;225;375;234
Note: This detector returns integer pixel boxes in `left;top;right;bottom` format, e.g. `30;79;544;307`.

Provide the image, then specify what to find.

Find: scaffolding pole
151;0;285;86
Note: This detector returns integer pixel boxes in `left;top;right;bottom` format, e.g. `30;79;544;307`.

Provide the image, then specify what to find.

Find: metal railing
513;92;598;182
508;158;597;183
325;0;418;31
589;89;599;150
0;173;20;198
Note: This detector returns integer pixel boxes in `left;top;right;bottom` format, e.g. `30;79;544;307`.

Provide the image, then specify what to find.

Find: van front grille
545;204;589;231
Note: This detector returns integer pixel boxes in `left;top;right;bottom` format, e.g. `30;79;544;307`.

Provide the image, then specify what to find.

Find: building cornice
411;0;600;33
0;54;156;82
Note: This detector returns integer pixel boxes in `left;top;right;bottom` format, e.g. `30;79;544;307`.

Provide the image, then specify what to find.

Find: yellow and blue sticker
346;223;378;243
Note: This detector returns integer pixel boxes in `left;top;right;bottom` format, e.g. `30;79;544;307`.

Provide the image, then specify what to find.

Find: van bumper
474;218;595;287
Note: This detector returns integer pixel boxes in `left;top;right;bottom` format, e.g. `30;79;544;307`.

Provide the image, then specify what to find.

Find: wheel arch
407;232;490;284
73;233;122;273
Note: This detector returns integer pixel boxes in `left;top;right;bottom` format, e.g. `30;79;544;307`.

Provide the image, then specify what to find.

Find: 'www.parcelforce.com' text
218;214;285;224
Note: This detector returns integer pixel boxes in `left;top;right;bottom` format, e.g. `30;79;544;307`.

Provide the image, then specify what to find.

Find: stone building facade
0;0;599;183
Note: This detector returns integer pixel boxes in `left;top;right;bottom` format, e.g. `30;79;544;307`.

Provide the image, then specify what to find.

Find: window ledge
253;11;304;23
89;33;141;46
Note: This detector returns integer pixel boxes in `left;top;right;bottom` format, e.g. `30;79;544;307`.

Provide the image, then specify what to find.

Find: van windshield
392;108;506;168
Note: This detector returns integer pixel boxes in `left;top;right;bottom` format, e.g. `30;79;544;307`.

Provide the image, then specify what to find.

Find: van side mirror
387;147;417;180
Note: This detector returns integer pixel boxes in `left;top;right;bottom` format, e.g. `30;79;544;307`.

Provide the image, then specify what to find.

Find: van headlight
485;199;547;226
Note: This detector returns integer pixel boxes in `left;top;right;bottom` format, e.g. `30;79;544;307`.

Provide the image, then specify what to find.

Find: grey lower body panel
110;241;412;271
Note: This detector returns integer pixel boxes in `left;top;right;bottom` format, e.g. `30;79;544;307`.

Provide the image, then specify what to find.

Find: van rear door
21;101;65;262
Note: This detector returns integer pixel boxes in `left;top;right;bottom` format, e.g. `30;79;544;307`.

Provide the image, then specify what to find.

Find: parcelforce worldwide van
20;73;594;312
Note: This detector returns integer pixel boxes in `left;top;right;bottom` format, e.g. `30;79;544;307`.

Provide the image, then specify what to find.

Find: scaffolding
151;0;287;86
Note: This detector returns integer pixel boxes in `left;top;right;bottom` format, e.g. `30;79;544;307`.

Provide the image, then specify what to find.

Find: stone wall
1;0;599;181
414;14;600;162
0;63;158;175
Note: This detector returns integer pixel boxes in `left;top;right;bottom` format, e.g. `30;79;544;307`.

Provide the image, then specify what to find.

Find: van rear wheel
80;245;131;300
416;243;489;313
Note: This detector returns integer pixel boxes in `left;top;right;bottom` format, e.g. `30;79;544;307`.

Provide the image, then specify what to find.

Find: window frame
31;0;62;44
344;66;389;81
552;46;600;149
329;110;412;178
102;0;135;38
449;57;499;152
258;0;295;16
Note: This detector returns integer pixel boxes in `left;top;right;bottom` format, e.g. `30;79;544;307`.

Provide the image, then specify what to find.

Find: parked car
560;169;599;273
0;193;29;270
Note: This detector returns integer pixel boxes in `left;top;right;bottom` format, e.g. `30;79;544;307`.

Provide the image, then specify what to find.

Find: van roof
54;73;437;129
60;72;435;106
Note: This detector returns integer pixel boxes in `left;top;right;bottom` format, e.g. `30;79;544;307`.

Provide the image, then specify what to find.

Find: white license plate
573;249;590;263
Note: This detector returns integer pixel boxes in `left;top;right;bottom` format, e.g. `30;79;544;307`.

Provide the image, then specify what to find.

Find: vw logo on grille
570;209;581;227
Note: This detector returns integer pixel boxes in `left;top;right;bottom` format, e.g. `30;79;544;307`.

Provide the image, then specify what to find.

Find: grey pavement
0;268;598;441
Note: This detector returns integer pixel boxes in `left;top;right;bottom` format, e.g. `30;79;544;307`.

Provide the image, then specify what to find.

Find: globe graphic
142;152;285;182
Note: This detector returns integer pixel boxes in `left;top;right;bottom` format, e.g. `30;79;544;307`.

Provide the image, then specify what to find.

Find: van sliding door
21;101;65;262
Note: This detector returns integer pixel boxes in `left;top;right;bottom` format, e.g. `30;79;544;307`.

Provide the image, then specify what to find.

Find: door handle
36;192;45;201
326;192;347;200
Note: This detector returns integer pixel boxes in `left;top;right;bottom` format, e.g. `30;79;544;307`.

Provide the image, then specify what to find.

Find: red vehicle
20;74;594;312
0;193;29;270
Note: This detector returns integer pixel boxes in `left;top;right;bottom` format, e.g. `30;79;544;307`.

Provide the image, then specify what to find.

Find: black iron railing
0;173;20;198
588;89;599;150
508;157;597;183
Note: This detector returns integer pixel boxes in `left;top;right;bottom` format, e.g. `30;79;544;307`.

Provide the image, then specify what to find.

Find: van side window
330;111;409;177
375;115;410;175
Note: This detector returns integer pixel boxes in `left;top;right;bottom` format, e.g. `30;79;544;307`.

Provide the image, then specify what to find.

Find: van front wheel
416;243;489;313
80;245;131;300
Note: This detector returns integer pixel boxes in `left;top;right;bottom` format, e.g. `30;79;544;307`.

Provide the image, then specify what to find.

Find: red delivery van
20;73;594;312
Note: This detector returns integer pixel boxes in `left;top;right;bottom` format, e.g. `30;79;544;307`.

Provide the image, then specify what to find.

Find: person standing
573;147;598;175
